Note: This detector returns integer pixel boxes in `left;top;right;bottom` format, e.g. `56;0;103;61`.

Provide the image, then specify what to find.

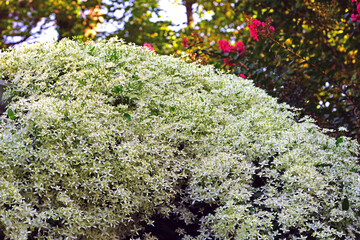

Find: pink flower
142;43;156;53
247;18;275;41
218;39;232;52
350;2;360;21
247;19;262;41
351;13;360;21
182;38;189;48
239;74;246;78
234;41;245;55
219;40;245;55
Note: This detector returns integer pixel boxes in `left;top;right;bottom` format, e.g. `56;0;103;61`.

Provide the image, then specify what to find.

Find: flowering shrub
0;39;359;239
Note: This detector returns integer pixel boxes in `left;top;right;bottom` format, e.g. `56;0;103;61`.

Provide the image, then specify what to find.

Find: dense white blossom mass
0;38;359;239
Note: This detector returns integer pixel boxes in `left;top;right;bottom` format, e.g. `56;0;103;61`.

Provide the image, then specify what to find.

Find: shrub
0;38;359;239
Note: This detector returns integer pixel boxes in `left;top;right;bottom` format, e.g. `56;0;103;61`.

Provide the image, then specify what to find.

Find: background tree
100;0;176;54
0;0;103;48
178;0;360;142
0;0;175;54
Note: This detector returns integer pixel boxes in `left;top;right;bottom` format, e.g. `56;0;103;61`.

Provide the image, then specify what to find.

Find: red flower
218;39;232;52
142;43;156;53
239;74;246;78
182;38;189;48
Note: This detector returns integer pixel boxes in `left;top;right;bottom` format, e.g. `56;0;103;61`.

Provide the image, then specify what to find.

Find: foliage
178;0;360;143
0;0;177;54
101;0;177;55
0;39;359;239
0;0;103;48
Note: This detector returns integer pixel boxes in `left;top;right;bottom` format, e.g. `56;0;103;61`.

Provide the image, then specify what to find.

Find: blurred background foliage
0;0;359;142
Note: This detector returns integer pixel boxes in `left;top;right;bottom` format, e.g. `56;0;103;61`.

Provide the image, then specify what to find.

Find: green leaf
88;46;96;55
7;109;16;120
77;78;87;86
350;168;358;173
335;137;344;146
113;86;123;93
123;113;131;121
252;191;263;199
169;106;175;112
199;96;204;102
342;197;349;211
315;163;332;168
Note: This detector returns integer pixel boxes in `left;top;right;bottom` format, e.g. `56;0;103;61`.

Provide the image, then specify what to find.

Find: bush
0;38;359;239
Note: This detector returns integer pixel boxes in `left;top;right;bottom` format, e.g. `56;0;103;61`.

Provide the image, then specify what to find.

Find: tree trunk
184;0;196;29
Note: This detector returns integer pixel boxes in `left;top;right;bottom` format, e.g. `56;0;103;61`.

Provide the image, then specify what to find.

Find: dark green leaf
169;106;175;112
199;96;204;102
252;191;263;199
113;86;123;93
342;197;349;211
123;113;131;121
7;109;16;120
315;163;332;168
335;137;344;146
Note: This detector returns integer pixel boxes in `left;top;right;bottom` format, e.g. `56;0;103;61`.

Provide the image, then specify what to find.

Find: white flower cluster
0;38;359;239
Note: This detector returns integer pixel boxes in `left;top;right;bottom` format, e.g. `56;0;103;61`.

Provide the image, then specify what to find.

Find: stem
238;61;249;71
